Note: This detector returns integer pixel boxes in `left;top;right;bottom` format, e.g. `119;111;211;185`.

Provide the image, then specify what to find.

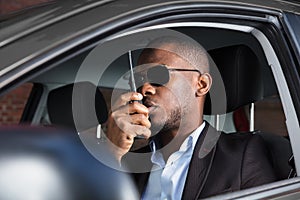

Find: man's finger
112;92;143;111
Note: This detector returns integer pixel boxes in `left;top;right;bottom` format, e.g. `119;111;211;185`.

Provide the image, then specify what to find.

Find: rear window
0;83;33;125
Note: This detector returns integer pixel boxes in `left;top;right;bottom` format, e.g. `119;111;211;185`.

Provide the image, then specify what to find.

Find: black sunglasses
130;64;202;88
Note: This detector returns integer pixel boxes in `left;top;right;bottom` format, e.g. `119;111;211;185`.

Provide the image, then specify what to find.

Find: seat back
47;81;108;132
206;45;293;180
256;131;293;180
204;45;263;115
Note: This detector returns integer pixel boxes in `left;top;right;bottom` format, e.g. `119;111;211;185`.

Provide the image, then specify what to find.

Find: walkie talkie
128;51;145;139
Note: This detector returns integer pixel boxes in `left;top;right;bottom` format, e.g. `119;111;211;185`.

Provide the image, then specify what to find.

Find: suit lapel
182;123;220;200
132;172;150;197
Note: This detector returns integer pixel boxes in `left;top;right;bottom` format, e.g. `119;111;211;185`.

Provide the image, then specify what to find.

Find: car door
1;0;300;199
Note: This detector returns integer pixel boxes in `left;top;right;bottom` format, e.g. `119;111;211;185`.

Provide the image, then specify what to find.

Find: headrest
204;45;263;115
47;82;108;131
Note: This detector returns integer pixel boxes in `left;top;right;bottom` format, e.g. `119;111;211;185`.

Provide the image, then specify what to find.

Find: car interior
0;25;296;195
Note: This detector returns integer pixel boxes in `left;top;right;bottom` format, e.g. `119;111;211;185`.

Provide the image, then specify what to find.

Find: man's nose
139;82;156;96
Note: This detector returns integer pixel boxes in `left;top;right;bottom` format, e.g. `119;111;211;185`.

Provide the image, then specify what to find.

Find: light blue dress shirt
142;122;206;200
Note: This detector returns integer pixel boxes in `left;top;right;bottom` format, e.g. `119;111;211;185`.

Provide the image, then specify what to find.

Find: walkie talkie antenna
128;50;137;92
128;50;144;139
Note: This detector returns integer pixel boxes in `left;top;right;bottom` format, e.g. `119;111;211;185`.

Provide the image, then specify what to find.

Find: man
105;36;276;199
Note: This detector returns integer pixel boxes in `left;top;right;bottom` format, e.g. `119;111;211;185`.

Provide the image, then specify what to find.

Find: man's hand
105;92;151;162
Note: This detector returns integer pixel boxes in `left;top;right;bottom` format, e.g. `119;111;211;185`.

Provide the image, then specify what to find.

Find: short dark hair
139;36;209;73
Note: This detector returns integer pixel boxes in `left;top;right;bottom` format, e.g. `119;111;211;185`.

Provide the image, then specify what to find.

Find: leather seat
47;81;108;132
205;44;263;115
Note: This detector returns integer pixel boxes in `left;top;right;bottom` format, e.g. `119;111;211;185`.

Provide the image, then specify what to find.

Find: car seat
205;44;294;180
47;81;108;132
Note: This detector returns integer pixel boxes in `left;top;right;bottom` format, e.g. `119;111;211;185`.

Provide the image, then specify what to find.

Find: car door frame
3;1;300;198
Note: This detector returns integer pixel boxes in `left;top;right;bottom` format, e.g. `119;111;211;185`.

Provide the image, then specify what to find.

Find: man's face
137;49;199;134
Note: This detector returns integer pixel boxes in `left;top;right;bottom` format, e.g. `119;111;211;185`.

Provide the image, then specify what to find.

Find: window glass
285;12;300;73
255;95;288;137
0;83;33;125
30;25;294;198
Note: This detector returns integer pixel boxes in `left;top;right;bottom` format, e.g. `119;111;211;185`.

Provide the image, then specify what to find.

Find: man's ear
196;73;212;97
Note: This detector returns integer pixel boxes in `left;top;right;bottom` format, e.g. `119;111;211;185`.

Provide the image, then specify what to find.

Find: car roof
1;0;300;22
1;0;300;45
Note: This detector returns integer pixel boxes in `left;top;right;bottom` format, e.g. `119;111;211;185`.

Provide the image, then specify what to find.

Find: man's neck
155;120;203;162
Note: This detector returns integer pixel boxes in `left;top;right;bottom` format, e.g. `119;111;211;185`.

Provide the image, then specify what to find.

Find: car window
0;83;33;125
255;95;288;137
1;1;300;199
19;21;296;199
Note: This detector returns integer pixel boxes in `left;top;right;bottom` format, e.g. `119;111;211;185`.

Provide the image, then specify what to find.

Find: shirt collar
149;121;206;167
190;121;206;150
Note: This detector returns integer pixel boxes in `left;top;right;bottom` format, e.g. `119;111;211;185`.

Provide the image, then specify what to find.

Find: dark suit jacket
125;122;277;199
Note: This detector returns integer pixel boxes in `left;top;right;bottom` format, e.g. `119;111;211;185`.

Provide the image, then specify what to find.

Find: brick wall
0;83;32;125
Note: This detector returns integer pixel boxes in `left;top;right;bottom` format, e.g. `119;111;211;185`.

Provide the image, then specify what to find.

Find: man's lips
147;105;157;113
143;100;157;113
